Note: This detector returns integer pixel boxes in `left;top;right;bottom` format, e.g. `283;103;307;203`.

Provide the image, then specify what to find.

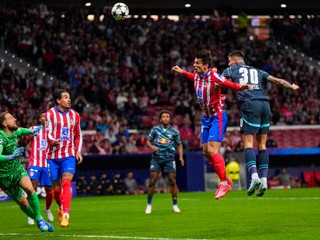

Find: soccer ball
111;2;129;21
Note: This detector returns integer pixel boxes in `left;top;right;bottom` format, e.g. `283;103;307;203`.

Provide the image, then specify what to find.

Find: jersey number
239;67;258;84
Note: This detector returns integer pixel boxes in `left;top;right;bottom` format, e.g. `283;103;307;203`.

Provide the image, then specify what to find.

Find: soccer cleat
215;184;232;200
215;178;233;197
145;204;152;214
27;217;35;225
45;221;54;232
44;209;54;222
172;205;181;213
247;178;261;196
37;219;49;232
58;208;64;223
256;182;267;197
60;213;69;228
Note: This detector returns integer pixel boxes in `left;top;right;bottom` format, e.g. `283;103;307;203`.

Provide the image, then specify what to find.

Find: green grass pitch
0;188;319;240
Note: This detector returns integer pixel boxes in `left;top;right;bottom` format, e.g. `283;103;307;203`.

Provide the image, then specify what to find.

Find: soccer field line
0;233;214;240
230;197;320;200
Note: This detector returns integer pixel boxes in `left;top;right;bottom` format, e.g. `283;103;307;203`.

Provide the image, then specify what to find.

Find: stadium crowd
0;3;319;154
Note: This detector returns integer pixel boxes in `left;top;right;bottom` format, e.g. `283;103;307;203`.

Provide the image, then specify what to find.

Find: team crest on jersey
61;127;69;137
197;88;203;99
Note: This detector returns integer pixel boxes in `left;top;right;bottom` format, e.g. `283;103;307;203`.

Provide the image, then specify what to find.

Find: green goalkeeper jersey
0;128;31;176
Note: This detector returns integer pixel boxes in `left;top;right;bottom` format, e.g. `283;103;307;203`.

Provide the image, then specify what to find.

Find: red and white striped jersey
45;106;83;159
181;68;241;117
27;127;47;167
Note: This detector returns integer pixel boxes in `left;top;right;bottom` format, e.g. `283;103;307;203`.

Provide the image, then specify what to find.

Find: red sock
54;189;62;207
61;179;72;214
208;153;227;181
45;190;54;210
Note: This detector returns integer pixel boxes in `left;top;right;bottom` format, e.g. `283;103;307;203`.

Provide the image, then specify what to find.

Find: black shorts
239;100;271;135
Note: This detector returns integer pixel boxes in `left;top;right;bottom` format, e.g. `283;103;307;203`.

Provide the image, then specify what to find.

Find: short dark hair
0;111;9;130
195;49;212;66
228;50;245;58
53;89;68;105
159;110;172;119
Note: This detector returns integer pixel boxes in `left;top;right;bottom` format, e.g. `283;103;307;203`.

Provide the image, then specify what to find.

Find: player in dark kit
145;110;184;214
222;50;300;197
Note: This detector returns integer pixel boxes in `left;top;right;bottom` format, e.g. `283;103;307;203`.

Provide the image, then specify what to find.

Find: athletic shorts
201;111;228;143
0;164;28;201
28;166;52;187
239;100;271;135
150;157;176;173
47;156;76;181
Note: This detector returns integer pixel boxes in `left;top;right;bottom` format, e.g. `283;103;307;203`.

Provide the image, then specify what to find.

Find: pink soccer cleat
215;184;232;200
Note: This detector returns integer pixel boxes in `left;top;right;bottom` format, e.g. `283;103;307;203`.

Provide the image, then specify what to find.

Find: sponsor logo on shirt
157;138;170;144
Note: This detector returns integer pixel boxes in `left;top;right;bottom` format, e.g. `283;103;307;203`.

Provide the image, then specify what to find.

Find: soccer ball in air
111;2;129;21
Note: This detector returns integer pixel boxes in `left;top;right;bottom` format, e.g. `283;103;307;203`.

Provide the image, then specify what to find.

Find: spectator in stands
266;138;278;148
99;172;113;195
124;171;143;195
76;173;88;196
86;173;102;196
234;140;244;152
105;127;117;145
125;135;139;154
111;171;129;195
179;117;195;151
136;132;147;147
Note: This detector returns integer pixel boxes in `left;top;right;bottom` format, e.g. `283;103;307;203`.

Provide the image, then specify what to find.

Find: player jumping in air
172;49;252;200
222;50;299;197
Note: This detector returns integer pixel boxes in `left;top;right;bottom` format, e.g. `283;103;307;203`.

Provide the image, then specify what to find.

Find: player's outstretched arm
171;65;194;81
268;76;300;91
171;65;183;74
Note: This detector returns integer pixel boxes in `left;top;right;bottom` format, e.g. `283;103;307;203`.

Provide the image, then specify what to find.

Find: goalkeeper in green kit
0;111;54;232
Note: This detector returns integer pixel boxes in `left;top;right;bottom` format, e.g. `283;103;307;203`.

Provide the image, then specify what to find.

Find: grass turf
0;188;319;240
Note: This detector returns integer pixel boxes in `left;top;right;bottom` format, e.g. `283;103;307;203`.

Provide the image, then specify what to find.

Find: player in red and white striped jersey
25;111;54;225
172;49;251;200
45;89;83;228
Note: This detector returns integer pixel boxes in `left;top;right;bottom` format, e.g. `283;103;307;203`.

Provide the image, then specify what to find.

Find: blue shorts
239;100;271;135
27;166;52;187
201;111;228;143
47;156;76;181
150;157;176;173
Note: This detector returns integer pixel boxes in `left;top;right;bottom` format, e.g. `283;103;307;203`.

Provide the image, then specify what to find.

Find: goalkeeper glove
8;147;24;161
30;125;42;135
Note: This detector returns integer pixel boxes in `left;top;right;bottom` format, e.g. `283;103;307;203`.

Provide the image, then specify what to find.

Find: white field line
0;233;215;240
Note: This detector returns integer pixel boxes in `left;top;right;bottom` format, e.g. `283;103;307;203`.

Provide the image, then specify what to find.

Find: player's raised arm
171;65;195;81
267;75;300;91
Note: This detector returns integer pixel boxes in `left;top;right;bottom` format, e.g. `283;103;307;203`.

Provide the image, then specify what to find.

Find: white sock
220;180;228;186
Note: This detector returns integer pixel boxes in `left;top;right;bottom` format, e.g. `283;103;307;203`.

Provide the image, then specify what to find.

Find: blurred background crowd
0;2;319;156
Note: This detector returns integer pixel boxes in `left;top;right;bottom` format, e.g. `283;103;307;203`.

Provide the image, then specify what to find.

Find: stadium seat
314;171;320;186
302;171;317;187
141;116;153;128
